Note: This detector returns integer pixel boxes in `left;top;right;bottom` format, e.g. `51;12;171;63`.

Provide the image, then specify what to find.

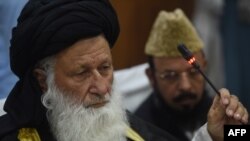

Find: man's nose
178;73;192;91
89;70;110;95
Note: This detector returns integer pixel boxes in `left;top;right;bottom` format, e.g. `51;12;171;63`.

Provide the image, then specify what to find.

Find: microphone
177;44;221;97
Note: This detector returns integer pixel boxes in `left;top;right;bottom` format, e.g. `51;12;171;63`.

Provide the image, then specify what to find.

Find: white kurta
192;123;213;141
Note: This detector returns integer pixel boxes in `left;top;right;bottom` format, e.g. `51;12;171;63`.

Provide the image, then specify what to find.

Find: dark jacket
135;91;213;141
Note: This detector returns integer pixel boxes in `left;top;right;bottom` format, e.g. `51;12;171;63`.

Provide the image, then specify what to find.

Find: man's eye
169;71;177;76
76;69;87;75
71;69;88;81
160;71;178;80
77;72;84;76
165;72;178;78
100;64;111;71
102;65;110;69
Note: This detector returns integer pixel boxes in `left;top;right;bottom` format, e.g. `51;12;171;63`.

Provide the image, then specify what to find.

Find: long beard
41;81;128;141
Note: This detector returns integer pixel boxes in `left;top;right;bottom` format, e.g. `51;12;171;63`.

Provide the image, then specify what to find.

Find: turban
4;0;119;128
145;9;204;57
10;0;119;78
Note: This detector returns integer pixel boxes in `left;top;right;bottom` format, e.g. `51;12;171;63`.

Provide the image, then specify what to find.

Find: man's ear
145;67;155;86
33;68;47;93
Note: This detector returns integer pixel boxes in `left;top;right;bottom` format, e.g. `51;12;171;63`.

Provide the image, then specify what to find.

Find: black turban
10;0;120;78
4;0;119;128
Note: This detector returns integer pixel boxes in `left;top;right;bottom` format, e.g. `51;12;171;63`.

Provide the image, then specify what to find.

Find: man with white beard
0;0;248;141
41;57;128;141
41;58;127;141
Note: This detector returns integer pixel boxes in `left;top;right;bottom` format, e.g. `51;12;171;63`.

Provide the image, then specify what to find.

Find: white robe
192;123;212;141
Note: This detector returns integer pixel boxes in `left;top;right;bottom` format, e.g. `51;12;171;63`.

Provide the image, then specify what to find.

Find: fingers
207;88;249;141
208;93;225;123
219;88;249;124
208;88;230;118
225;95;238;117
233;102;244;120
219;88;230;106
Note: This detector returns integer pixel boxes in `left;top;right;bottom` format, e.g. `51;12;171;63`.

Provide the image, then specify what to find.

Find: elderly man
0;0;248;141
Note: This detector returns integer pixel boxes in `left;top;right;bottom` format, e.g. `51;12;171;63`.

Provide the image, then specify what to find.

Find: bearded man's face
38;35;128;141
52;35;114;108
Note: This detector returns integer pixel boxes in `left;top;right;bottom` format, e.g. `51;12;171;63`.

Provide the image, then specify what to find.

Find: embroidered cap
145;8;204;57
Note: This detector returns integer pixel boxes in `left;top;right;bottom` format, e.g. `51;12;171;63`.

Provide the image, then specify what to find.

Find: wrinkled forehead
53;35;112;70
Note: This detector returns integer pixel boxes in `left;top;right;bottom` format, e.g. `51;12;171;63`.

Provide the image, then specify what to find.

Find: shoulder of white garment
191;123;213;141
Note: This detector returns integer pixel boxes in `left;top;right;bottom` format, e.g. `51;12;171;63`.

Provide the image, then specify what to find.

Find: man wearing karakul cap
135;8;248;141
0;0;248;141
135;9;213;141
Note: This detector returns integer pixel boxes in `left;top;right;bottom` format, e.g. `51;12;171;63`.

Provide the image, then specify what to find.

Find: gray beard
41;81;128;141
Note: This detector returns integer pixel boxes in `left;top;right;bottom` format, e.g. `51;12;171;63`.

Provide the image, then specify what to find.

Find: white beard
41;78;128;141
